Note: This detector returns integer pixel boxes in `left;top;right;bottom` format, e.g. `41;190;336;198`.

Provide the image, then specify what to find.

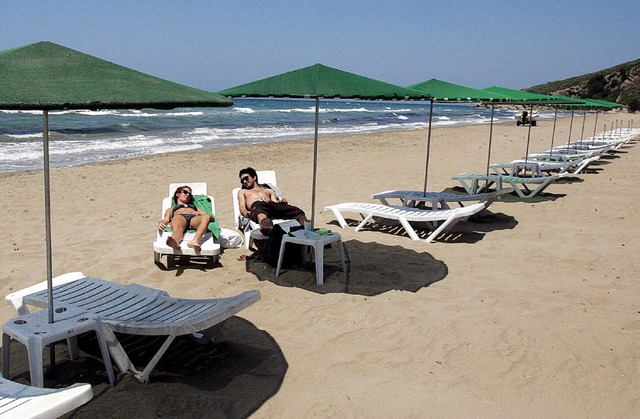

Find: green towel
165;194;220;238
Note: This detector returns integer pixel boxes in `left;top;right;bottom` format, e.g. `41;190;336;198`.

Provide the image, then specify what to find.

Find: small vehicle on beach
516;110;538;126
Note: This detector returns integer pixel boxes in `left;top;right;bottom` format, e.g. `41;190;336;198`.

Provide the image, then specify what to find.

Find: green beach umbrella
0;41;232;329
218;63;430;225
482;86;581;162
407;79;513;189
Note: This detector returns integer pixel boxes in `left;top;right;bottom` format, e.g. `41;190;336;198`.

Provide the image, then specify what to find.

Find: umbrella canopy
408;78;511;102
586;98;624;108
483;86;560;103
218;63;430;224
218;63;429;100
0;41;233;327
0;41;232;109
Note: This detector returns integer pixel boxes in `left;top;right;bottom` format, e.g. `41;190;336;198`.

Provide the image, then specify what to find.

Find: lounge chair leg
397;217;420;241
355;213;375;232
134;334;177;383
101;324;137;375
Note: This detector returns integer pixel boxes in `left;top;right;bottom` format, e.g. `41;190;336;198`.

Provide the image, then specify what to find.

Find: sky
2;0;639;92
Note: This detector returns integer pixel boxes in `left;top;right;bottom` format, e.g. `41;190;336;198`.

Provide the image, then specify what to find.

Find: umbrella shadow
245;239;448;295
3;317;286;418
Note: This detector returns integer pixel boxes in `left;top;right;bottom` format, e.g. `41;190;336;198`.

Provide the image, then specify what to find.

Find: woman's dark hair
173;185;194;204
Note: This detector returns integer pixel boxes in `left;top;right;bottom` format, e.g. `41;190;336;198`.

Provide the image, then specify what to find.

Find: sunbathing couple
158;169;307;251
158;185;212;251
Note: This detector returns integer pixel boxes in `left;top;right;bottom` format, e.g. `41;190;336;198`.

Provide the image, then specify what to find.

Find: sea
0;98;561;174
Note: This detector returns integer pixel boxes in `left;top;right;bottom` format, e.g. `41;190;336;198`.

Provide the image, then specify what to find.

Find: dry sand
0;111;639;417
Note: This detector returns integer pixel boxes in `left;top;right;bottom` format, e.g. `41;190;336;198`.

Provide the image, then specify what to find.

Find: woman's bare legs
187;214;212;251
166;216;186;250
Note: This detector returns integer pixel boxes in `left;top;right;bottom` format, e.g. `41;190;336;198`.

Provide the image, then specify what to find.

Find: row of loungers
324;128;638;243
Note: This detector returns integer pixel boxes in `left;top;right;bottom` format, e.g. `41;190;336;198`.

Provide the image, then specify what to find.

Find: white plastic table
275;229;346;285
2;306;115;387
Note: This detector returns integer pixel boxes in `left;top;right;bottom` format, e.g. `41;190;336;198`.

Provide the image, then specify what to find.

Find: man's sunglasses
240;176;251;184
178;190;191;195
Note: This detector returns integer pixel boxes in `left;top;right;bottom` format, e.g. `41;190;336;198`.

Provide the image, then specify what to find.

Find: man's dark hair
239;167;258;181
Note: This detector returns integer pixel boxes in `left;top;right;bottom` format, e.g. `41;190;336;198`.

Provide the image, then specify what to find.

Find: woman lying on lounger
158;185;213;251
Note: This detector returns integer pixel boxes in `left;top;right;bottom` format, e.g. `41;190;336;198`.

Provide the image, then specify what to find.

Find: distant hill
524;59;640;112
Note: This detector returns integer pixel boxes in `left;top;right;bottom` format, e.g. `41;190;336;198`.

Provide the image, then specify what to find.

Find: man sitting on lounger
238;167;307;236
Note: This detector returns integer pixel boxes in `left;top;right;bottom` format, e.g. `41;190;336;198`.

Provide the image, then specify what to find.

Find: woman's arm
159;207;172;231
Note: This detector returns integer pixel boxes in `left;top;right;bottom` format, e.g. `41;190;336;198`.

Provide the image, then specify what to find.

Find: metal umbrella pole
579;110;587;145
42;110;58;376
591;111;599;144
484;103;496;176
43;110;54;323
422;99;434;195
548;107;559;155
310;97;320;228
524;103;534;161
566;109;575;146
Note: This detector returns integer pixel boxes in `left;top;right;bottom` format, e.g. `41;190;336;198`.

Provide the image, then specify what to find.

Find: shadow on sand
246;207;517;295
3;317;286;418
246;239;448;295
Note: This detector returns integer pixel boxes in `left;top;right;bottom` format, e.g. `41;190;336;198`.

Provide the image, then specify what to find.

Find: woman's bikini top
172;203;197;214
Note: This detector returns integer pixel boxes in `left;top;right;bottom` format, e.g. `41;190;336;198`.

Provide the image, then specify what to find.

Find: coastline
1;111;639;416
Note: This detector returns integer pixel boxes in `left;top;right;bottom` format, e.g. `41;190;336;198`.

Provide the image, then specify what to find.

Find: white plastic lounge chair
153;182;221;266
489;161;584;177
5;273;261;383
323;202;486;243
522;155;600;174
232;170;291;249
372;189;509;209
452;172;561;198
0;375;92;418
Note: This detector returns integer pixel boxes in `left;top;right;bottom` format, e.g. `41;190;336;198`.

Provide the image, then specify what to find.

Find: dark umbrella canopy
218;63;430;224
0;41;232;327
0;41;232;110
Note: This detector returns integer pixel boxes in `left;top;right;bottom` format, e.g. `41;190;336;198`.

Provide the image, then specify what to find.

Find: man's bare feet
187;241;201;251
166;236;180;250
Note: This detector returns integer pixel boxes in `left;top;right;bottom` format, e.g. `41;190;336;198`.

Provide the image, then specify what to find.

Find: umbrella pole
592;111;599;143
43;110;58;377
43;111;54;323
422;99;434;195
579;110;587;145
485;104;495;176
310;97;320;228
549;108;558;156
566;109;575;146
524;104;534;160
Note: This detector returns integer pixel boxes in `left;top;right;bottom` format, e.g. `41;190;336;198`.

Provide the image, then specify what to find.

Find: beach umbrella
0;41;232;330
217;63;430;225
483;87;578;161
549;94;607;148
406;79;512;190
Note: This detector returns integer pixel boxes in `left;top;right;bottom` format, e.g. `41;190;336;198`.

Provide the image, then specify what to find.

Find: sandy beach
1;111;639;417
